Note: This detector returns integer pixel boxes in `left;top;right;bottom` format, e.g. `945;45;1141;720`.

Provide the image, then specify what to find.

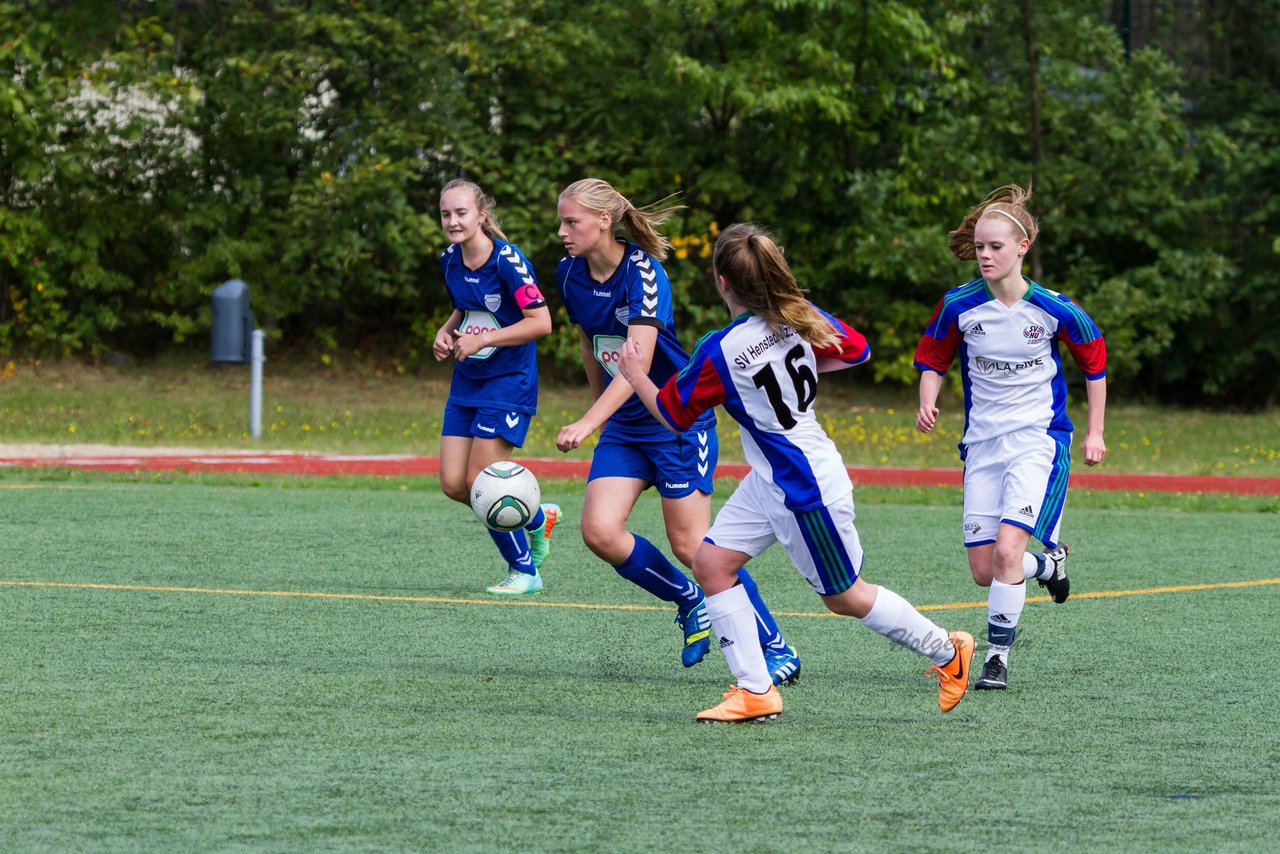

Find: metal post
249;329;265;439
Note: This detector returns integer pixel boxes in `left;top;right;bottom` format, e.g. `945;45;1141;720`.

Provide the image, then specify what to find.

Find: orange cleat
695;684;783;723
929;630;974;712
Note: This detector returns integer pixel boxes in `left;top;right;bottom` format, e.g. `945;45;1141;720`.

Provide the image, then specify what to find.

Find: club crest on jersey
614;307;630;326
1023;324;1046;340
484;294;502;311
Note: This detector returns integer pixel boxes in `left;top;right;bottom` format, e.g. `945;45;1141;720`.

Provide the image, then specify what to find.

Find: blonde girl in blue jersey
434;179;560;595
555;180;798;682
619;223;975;722
915;184;1107;689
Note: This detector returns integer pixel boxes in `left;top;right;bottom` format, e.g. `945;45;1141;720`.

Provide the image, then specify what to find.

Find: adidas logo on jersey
969;322;985;336
1018;505;1034;518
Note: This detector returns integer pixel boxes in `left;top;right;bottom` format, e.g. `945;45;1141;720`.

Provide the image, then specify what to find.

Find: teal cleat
486;569;544;596
528;504;562;571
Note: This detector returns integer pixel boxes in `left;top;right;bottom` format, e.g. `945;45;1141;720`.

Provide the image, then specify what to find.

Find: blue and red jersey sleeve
812;308;870;366
655;342;726;432
913;296;961;374
1053;295;1106;380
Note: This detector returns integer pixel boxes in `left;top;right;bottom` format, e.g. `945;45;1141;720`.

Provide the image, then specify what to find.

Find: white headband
987;208;1029;239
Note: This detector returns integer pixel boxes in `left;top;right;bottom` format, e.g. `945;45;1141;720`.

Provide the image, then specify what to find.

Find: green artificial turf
2;478;1277;851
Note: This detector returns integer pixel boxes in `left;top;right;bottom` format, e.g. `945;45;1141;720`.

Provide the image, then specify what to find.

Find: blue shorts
589;427;717;498
442;401;531;447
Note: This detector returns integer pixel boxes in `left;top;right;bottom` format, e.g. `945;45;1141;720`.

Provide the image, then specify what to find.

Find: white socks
705;585;771;693
986;579;1026;662
858;585;956;667
1022;551;1050;581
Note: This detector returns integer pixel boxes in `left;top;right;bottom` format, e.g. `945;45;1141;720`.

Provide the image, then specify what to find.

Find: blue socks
488;528;535;575
612;535;701;611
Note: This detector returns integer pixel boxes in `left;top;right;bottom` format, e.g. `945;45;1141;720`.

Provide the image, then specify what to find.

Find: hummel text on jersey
733;325;794;369
592;289;612;298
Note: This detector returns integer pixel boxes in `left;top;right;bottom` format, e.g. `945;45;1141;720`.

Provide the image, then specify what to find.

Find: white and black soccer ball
470;461;540;532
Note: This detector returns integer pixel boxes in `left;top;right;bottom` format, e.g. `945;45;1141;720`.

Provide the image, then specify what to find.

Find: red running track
1;452;1277;495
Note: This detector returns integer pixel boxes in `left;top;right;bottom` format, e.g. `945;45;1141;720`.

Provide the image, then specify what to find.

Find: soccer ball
470;461;541;532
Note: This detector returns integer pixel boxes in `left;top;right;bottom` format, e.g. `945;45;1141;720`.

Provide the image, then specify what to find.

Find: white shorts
705;470;864;596
962;427;1070;549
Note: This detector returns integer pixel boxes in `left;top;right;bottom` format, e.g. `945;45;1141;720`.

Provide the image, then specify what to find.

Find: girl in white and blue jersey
434;179;560;596
619;223;975;722
914;184;1107;690
555;180;798;681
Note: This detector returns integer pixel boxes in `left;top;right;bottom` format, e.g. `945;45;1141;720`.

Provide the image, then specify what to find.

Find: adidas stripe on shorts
705;469;865;597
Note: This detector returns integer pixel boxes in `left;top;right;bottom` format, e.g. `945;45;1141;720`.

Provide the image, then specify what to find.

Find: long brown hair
441;179;508;242
948;184;1038;260
713;223;837;348
559;178;683;260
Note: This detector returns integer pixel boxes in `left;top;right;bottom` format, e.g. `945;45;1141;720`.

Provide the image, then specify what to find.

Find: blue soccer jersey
557;241;714;441
655;307;870;512
440;238;545;414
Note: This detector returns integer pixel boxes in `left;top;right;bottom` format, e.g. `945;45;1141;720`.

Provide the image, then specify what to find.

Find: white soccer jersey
655;307;869;512
914;279;1106;446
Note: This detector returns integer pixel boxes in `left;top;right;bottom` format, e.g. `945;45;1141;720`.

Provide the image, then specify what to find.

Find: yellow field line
3;576;1278;617
909;576;1280;613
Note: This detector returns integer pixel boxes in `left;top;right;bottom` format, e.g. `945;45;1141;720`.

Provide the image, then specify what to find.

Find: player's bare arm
433;309;463;361
1082;376;1107;466
557;326;659;451
618;337;678;434
916;369;943;433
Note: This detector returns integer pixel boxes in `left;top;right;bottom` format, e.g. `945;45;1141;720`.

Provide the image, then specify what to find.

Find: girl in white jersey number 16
914;184;1107;691
620;223;976;722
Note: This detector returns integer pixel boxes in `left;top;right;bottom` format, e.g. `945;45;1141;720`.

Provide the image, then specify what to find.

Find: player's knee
580;518;625;563
669;538;698;569
440;478;468;504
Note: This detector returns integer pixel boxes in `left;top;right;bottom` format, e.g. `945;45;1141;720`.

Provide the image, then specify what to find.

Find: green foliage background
1;0;1277;405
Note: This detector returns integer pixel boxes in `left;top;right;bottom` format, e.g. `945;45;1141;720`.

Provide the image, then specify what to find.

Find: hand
432;328;457;361
916;405;939;434
617;338;644;386
556;419;595;453
1083;431;1106;466
453;331;488;362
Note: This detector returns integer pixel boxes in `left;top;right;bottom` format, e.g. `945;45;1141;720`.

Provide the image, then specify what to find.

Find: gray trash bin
211;279;254;363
